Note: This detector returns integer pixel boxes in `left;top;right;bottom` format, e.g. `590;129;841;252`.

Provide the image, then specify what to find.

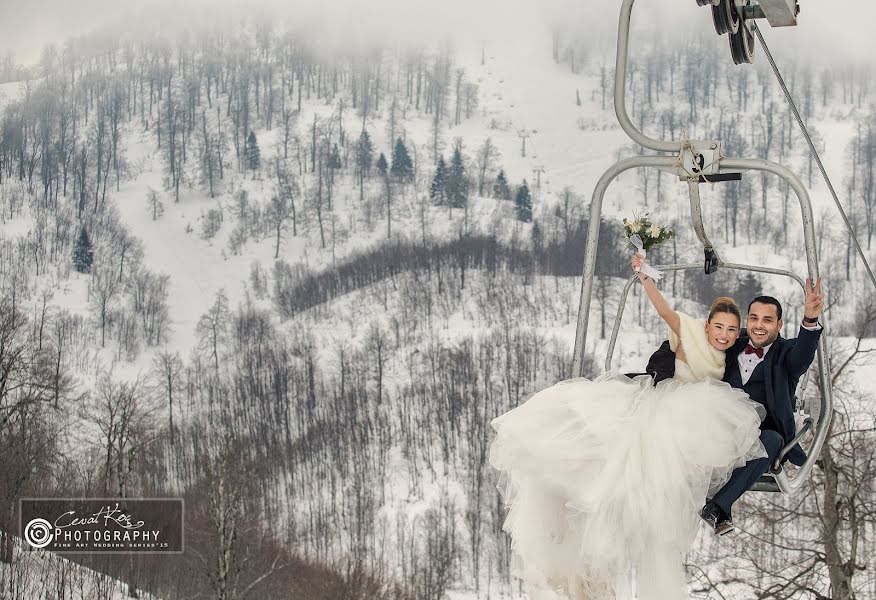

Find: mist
0;0;872;69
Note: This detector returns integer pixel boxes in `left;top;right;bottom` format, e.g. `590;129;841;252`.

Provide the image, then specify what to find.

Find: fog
0;0;872;68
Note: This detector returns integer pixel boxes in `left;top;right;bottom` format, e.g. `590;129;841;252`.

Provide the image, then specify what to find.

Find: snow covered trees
355;130;374;181
72;227;94;273
430;156;447;205
0;300;74;563
375;152;388;177
266;192;295;258
428;142;468;211
492;169;511;201
246;131;261;172
515;180;532;222
390;137;414;183
474;137;500;197
146;187;164;221
445;142;468;209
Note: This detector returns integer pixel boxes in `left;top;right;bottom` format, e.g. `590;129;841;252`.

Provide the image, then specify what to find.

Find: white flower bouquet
622;214;676;251
623;214;675;282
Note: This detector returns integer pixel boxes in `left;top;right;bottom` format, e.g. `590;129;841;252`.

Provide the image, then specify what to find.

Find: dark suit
643;325;822;517
722;327;821;466
623;340;676;383
710;325;820;516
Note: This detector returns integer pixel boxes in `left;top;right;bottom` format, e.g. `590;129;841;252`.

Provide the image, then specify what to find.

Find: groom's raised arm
784;277;825;378
784;325;822;379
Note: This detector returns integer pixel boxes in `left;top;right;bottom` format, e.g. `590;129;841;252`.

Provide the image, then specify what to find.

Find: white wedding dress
489;313;767;599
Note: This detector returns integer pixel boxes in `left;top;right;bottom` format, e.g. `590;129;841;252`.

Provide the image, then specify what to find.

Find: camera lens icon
24;518;54;548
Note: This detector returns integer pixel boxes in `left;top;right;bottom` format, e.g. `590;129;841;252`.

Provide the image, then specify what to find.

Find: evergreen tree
376;152;388;178
446;142;468;208
430;157;447;205
531;220;544;249
515;180;532;222
493;168;512;200
246;131;261;170
390;137;414;183
736;272;761;307
355;130;374;179
329;143;343;170
72;227;94;273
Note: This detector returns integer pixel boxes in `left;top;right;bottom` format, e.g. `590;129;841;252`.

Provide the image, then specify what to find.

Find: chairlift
700;0;800;64
571;0;830;494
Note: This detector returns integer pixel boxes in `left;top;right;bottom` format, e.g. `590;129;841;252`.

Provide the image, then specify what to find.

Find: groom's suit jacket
723;326;821;466
643;326;822;467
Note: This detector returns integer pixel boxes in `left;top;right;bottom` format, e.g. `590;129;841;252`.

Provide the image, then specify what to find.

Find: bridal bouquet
623;214;675;282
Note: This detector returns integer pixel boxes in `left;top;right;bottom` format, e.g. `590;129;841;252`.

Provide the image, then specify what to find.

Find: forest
1;14;876;600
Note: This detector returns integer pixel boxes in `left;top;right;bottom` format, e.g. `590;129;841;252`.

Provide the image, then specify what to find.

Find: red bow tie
744;343;764;358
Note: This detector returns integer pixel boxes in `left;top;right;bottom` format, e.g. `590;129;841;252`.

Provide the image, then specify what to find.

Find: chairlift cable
750;20;876;292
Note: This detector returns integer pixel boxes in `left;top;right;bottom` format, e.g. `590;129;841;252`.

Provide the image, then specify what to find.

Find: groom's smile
747;302;783;348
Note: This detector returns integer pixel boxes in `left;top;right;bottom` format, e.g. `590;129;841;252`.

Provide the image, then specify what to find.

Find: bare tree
151;350;184;446
265;190;295;259
84;373;158;498
197;290;231;373
474;137;500;198
146;187;164;220
90;263;120;348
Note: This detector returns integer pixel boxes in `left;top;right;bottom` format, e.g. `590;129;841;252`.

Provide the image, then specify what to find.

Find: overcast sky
0;0;872;68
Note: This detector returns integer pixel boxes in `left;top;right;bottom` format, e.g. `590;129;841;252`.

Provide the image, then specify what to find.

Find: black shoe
714;517;735;536
700;502;735;536
699;501;721;529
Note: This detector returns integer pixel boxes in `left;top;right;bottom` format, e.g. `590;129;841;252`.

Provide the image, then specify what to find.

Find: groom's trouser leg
711;429;784;519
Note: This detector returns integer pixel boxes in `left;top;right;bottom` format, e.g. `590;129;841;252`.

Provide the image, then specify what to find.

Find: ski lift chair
573;0;832;495
608;262;823;494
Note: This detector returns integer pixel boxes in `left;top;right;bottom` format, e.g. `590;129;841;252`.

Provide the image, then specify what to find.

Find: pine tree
329;143;342;169
355;130;374;179
493;169;512;200
246;131;260;170
736;272;761;307
446;142;467;208
531;220;544;250
430;157;447;205
376;152;388;177
72;227;94;273
390;137;413;183
515;180;532;222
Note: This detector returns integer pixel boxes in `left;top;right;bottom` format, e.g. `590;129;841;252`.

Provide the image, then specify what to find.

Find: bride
488;253;768;600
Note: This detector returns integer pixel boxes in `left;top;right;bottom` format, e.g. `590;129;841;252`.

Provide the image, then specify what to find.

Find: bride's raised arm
632;253;680;337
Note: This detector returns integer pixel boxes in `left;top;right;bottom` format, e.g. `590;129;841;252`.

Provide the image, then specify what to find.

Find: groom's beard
750;331;779;348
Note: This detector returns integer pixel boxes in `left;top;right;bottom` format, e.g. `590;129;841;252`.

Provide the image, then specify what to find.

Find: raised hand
803;276;824;319
631;253;645;273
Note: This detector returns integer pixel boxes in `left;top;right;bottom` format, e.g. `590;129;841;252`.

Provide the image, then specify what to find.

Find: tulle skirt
489;372;767;599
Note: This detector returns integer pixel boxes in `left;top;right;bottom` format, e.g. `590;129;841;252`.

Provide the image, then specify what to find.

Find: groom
645;278;825;536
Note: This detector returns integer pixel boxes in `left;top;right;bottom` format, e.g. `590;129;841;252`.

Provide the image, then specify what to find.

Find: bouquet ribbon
630;234;664;282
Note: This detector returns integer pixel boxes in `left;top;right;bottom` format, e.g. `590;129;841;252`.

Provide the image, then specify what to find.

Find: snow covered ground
2;1;876;597
0;536;161;600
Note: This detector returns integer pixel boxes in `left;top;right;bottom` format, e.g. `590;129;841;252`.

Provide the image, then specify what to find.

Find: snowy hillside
0;535;161;600
1;3;876;599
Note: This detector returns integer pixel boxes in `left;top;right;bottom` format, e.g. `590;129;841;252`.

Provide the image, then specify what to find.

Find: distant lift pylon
571;0;827;494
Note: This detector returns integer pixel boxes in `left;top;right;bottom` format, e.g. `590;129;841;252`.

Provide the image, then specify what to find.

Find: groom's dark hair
749;296;783;320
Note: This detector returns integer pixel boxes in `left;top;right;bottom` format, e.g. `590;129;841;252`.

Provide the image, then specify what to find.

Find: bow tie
744;343;764;358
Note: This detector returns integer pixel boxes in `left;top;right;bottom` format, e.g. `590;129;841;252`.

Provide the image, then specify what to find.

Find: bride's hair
709;296;741;322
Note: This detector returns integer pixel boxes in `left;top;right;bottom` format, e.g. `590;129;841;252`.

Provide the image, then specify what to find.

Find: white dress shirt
738;342;771;385
737;322;821;386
